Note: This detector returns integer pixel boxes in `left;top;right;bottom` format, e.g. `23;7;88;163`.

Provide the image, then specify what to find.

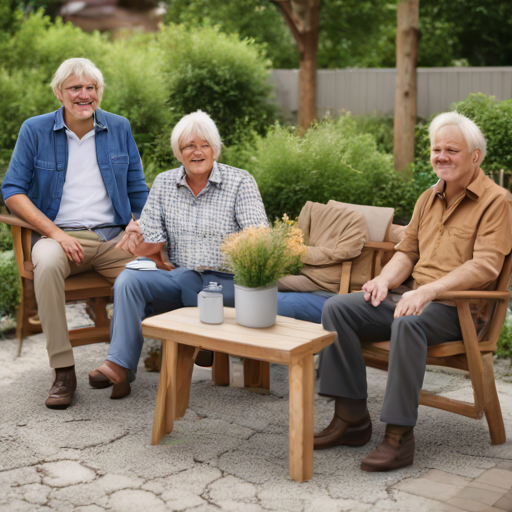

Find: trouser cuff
49;349;75;369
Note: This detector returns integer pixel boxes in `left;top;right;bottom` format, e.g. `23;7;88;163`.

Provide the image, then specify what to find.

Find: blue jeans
107;268;329;373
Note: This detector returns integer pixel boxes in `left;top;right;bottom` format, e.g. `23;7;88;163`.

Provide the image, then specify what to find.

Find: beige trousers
31;232;135;368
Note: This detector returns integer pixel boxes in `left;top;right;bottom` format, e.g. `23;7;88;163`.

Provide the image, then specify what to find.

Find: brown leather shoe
45;366;77;409
360;430;415;472
314;411;372;450
89;362;135;399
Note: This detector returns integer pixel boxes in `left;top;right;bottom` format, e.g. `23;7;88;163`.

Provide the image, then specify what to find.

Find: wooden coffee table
141;307;335;482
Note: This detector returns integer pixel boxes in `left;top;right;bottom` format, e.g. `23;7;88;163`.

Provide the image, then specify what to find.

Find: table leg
288;354;314;482
212;352;230;386
152;341;196;445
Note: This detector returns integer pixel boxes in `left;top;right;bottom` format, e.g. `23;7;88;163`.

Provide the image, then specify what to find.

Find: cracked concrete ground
2;305;512;511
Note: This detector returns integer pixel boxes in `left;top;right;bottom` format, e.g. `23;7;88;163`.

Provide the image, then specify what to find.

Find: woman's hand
117;220;144;254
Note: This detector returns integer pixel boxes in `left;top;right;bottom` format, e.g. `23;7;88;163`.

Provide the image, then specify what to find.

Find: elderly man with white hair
1;58;148;409
314;112;512;471
89;110;268;398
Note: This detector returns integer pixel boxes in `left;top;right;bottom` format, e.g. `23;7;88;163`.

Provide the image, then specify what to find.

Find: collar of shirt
432;168;487;202
53;107;108;133
177;161;222;189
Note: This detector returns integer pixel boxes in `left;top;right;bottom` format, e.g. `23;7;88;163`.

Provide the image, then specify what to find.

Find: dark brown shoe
45;366;77;409
195;350;214;368
314;410;372;450
89;362;135;399
360;430;415;472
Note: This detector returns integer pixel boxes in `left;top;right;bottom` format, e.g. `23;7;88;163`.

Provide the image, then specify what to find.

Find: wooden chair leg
482;352;506;445
212;352;230;386
243;359;270;390
288;354;314;482
94;297;110;329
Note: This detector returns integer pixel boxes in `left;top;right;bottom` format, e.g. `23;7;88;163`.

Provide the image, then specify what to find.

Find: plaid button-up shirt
139;162;269;271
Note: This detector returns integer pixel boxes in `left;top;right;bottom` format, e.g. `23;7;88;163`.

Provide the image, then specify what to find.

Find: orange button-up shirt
396;169;512;290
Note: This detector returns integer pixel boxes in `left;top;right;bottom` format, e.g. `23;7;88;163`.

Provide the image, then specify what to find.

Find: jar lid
202;281;223;292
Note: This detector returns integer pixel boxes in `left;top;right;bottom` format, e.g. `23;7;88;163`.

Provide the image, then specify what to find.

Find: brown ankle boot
45;366;77;409
360;426;415;472
314;397;372;450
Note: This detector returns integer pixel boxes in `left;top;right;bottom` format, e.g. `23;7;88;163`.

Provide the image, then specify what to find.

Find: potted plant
222;217;305;328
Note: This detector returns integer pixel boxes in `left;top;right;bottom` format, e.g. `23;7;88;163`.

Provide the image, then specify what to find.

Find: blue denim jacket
1;107;149;226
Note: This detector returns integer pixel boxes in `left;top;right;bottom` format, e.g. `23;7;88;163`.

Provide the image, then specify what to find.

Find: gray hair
429;111;487;163
51;58;105;101
171;110;222;161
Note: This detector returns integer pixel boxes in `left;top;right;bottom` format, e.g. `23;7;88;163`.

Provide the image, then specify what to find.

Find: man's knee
391;315;427;346
32;239;68;275
113;268;147;296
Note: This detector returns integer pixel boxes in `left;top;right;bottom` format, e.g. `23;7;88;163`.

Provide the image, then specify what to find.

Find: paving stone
162;491;205;510
496;462;512;472
475;469;512;490
0;466;41;487
108;489;166;512
41;461;96;487
48;498;73;511
446;498;490;512
20;483;51;505
95;473;144;493
455;486;504;506
440;504;466;512
214;500;264;512
75;506;106;512
160;466;222;496
49;482;109;508
141;481;165;494
493;494;512;511
372;491;444;511
423;469;472;487
208;475;257;501
304;497;372;512
468;481;510;494
392;476;461;502
1;498;38;512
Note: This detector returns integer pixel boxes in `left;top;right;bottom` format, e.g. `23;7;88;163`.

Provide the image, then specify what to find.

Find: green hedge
0;251;20;318
222;116;423;222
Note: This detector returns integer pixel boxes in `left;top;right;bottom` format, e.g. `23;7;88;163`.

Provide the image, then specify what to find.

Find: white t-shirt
54;129;115;228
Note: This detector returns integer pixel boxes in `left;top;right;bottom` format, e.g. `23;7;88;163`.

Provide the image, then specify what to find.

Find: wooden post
273;0;319;134
393;0;419;176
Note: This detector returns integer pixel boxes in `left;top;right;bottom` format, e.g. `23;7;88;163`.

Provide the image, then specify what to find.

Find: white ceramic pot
234;283;278;328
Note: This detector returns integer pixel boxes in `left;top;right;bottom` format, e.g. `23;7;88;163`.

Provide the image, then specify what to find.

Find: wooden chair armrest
0;213;44;235
362;241;396;252
436;290;511;301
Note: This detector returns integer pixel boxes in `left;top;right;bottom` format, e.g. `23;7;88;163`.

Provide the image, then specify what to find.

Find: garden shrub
497;313;512;360
0;223;13;251
234;116;420;222
0;250;20;318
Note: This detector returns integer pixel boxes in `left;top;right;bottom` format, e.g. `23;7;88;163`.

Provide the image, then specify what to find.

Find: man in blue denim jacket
1;58;149;409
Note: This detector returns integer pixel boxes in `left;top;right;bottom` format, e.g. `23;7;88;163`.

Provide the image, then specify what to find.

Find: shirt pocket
445;225;475;263
111;154;129;174
34;159;56;171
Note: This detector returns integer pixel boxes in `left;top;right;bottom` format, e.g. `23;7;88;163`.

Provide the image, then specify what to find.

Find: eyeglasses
180;143;211;153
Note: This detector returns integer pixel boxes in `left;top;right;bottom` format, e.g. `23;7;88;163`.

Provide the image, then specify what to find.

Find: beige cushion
327;201;394;242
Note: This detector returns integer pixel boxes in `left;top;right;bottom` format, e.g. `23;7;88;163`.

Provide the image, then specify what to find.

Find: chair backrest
327;201;394;242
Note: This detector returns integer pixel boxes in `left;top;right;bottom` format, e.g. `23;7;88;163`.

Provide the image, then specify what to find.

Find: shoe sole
314;422;372;450
89;374;114;389
110;380;131;399
45;400;72;409
360;454;414;472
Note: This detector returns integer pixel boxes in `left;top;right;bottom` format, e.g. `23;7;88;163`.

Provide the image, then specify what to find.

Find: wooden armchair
0;213;113;356
362;251;512;445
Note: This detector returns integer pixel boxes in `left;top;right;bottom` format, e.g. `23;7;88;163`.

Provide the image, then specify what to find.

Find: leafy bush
0;223;13;251
230;116;420;221
0;250;20;317
497;313;512;360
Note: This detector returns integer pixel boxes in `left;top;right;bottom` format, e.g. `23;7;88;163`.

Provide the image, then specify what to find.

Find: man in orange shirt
315;112;512;471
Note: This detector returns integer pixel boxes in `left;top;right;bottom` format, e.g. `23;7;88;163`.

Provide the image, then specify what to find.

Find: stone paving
2;305;512;511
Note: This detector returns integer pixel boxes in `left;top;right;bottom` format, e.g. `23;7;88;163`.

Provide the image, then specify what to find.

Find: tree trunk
394;0;419;176
273;0;319;134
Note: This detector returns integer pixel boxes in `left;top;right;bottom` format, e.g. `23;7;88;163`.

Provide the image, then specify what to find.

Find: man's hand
362;276;389;307
394;287;436;318
116;231;144;254
53;231;84;264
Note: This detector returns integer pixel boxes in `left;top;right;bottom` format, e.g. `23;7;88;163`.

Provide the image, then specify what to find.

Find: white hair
429;111;487;163
171;111;222;161
51;58;105;101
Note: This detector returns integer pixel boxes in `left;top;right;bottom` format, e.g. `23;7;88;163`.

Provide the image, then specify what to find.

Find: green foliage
0;250;21;318
452;94;512;174
497;314;512;360
232;116;419;222
164;0;298;68
0;223;13;251
350;113;395;155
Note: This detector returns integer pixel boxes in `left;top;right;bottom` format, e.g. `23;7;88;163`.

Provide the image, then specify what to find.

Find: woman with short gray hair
89;110;269;397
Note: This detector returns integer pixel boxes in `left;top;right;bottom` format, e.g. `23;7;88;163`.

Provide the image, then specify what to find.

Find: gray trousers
319;292;462;426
